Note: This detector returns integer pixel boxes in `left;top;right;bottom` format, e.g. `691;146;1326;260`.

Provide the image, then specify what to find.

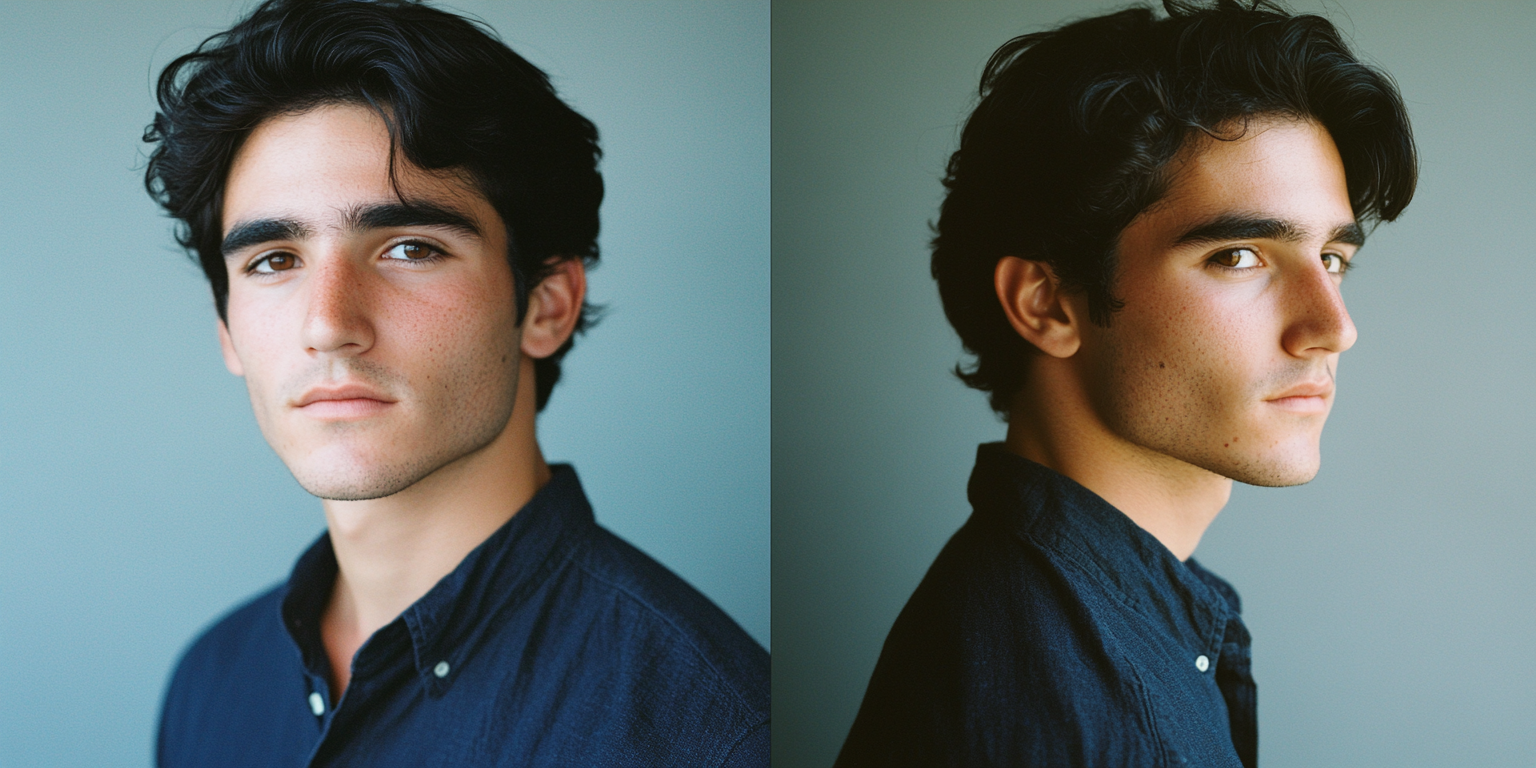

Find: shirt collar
279;464;594;695
966;442;1235;653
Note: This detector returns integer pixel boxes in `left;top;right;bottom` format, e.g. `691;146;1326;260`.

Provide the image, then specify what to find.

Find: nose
301;252;375;356
1280;257;1357;358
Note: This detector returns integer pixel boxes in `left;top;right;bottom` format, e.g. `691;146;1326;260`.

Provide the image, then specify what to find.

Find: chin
293;471;420;501
1206;445;1322;488
284;451;443;501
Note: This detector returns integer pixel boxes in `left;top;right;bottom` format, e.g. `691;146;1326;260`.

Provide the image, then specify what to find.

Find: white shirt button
433;660;451;678
1195;654;1210;673
308;691;325;716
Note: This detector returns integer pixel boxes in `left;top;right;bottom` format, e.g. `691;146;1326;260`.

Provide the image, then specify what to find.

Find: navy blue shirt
158;465;769;767
837;444;1255;767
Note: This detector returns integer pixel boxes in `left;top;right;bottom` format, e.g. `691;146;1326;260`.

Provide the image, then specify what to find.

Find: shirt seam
1015;527;1152;629
1019;525;1223;651
1017;526;1191;767
567;544;761;717
716;716;769;767
1125;650;1171;768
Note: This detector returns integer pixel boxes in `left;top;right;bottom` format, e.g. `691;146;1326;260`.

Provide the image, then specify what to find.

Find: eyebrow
342;201;483;239
221;201;483;258
1172;214;1366;248
221;218;311;257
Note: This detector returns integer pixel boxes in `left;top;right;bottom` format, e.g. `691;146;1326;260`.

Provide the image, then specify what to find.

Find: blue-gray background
0;2;767;766
774;1;1536;766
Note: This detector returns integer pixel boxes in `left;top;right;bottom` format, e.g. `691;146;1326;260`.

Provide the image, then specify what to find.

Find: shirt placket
300;622;409;767
1213;616;1256;768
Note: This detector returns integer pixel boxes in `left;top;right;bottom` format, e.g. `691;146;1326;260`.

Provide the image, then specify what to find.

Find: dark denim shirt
837;444;1255;767
157;465;769;768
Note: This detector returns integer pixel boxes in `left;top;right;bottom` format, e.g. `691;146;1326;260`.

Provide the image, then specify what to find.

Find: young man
143;1;767;765
837;2;1416;766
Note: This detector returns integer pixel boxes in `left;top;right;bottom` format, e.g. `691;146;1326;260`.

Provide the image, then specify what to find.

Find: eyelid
381;238;451;261
1207;245;1263;270
1326;251;1354;275
244;248;300;274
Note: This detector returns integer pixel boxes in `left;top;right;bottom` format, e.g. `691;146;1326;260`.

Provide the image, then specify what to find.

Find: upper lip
1267;380;1333;400
295;383;397;407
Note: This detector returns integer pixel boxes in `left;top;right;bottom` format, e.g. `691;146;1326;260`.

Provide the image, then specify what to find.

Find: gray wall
0;2;767;766
773;1;1536;766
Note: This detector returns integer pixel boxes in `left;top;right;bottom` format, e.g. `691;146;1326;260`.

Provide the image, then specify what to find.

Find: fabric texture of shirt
157;464;769;768
837;443;1255;768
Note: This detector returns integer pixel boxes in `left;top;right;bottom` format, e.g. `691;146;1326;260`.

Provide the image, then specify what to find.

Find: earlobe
519;258;587;360
994;256;1082;359
217;319;245;377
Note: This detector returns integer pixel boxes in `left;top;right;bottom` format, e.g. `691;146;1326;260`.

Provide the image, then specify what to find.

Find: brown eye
253;253;299;273
385;242;440;261
1322;253;1347;274
1210;247;1260;269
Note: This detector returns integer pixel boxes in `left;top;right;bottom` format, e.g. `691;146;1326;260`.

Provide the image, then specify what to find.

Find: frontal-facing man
837;2;1415;766
144;1;768;765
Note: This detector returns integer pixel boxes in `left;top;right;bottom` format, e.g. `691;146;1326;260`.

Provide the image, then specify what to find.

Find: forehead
1128;117;1355;247
221;103;490;231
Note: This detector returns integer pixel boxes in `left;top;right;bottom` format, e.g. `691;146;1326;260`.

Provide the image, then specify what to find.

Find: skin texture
218;103;586;695
999;116;1358;560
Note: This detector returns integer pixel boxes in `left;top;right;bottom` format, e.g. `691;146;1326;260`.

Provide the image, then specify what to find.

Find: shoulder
839;518;1161;766
566;524;769;708
535;523;768;763
164;584;288;702
158;583;305;765
900;515;1103;649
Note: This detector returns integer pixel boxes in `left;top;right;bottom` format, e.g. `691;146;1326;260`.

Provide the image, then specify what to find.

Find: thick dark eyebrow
1327;222;1366;247
221;218;312;258
1172;214;1366;248
221;201;483;260
342;201;483;239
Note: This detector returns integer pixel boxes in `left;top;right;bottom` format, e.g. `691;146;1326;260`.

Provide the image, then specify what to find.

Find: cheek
1111;283;1269;406
224;297;285;386
392;283;520;380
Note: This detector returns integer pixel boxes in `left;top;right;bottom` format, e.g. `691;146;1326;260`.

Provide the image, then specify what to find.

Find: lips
1267;380;1333;401
295;383;396;408
1263;379;1333;414
292;383;398;420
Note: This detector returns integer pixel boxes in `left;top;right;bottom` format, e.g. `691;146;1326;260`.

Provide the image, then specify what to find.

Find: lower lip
298;398;394;419
1266;395;1328;414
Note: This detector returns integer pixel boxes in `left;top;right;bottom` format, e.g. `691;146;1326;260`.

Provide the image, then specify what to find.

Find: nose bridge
1284;255;1357;356
302;243;373;353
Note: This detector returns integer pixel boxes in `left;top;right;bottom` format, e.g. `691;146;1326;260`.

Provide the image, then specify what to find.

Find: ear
994;256;1082;359
520;258;587;360
217;318;245;376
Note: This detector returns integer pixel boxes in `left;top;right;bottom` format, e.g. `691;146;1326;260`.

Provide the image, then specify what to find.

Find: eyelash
383;240;449;264
241;240;449;275
1205;248;1354;275
244;252;297;276
1206;247;1261;272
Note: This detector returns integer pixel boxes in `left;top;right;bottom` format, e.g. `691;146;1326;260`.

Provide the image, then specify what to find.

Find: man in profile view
143;1;767;765
837;2;1416;766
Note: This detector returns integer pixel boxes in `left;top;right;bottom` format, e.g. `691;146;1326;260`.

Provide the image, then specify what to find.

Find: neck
1004;362;1230;562
320;356;548;696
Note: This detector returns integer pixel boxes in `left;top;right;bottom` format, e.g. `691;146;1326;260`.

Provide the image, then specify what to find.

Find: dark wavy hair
144;0;603;411
932;0;1417;415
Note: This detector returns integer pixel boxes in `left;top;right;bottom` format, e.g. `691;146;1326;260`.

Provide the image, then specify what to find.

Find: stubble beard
251;354;521;502
1089;336;1327;489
